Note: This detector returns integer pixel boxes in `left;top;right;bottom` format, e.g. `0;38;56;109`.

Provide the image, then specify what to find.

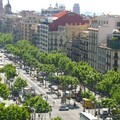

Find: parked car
59;105;69;111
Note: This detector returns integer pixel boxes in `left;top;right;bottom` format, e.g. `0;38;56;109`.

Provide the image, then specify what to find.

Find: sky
3;0;120;15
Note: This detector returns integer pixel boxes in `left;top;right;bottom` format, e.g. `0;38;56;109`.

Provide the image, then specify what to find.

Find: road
18;68;82;120
0;52;102;120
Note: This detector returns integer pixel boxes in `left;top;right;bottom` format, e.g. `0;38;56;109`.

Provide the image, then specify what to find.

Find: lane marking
19;70;57;103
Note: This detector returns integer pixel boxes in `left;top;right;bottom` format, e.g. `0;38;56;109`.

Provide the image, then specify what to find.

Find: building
38;10;88;53
87;15;120;73
66;14;120;73
41;4;65;16
20;11;40;40
73;3;80;15
4;0;12;14
0;14;22;42
88;15;120;70
67;31;89;62
0;0;3;16
97;29;120;73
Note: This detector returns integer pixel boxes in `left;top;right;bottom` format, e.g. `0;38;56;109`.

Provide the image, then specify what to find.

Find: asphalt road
18;69;82;120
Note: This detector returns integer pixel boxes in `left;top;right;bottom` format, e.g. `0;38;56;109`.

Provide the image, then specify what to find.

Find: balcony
107;39;120;49
114;55;118;59
113;63;118;67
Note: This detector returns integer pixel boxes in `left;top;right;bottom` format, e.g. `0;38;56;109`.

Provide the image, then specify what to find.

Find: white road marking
19;70;57;103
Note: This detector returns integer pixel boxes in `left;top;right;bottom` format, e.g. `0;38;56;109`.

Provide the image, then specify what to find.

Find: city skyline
3;0;120;15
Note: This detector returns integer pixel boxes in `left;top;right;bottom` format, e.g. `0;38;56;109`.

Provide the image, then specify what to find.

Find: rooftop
53;10;69;19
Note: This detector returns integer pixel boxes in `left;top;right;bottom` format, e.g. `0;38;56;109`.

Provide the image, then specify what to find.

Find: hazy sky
3;0;120;15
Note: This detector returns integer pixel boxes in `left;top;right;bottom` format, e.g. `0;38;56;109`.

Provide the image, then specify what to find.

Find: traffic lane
5;63;81;120
18;69;56;105
51;107;81;120
18;69;82;120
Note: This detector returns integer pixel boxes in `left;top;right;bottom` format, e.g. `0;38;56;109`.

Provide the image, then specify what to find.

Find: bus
80;112;98;120
82;98;93;109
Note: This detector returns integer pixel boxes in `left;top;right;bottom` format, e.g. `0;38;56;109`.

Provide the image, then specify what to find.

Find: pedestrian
46;95;48;100
95;111;98;116
74;102;76;107
53;100;55;106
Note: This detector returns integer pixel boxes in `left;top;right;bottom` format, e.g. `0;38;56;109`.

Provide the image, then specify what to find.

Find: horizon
3;0;120;15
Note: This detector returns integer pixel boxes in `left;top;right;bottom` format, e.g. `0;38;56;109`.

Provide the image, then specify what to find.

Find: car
59;105;69;111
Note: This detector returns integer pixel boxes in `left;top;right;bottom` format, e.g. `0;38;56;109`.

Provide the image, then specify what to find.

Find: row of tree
2;34;120;113
5;40;120;104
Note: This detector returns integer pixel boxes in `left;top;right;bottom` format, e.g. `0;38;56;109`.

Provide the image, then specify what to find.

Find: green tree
13;77;27;91
51;116;62;120
3;64;16;80
24;96;51;113
0;104;30;120
0;83;9;99
58;75;79;103
0;103;6;120
0;33;13;47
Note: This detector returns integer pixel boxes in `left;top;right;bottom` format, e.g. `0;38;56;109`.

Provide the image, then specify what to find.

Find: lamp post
30;107;35;120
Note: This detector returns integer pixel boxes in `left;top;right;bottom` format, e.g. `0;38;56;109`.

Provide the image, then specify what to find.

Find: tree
96;70;120;97
13;77;27;91
0;103;6;120
3;64;16;80
110;84;120;105
58;56;71;72
0;33;13;47
0;83;9;99
0;77;2;82
58;75;79;103
23;96;51;113
51;116;62;120
0;104;30;120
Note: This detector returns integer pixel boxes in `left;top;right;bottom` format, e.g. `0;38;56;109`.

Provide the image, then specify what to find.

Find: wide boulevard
1;52;99;120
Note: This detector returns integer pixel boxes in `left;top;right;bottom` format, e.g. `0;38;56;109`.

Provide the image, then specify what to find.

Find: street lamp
30;107;35;120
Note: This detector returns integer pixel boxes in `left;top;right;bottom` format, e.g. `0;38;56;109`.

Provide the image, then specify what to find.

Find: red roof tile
53;10;69;18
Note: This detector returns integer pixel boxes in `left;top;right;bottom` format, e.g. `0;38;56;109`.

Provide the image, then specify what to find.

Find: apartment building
97;29;120;73
38;10;89;53
20;11;40;41
67;30;89;62
88;15;120;70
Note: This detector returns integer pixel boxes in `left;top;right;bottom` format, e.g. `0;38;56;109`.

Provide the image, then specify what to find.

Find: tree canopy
0;83;9;99
0;104;30;120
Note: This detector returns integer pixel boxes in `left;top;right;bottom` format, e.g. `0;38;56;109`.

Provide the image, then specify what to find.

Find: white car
59;105;69;111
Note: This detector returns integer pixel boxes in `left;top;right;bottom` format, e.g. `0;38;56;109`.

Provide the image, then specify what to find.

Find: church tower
4;0;12;14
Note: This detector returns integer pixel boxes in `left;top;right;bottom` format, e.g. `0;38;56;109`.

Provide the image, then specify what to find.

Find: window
117;22;120;27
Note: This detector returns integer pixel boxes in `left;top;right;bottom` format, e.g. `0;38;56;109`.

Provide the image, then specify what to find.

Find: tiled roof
53;10;69;18
47;11;89;31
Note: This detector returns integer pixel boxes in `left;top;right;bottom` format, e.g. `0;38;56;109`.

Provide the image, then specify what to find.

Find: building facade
38;11;88;53
0;0;3;16
20;11;40;40
73;3;80;15
88;15;120;70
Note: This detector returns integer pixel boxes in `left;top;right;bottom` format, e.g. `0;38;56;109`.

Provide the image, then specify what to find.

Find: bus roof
80;112;98;119
83;98;91;101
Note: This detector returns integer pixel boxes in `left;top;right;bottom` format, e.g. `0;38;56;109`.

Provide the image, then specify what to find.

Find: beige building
67;30;89;62
88;15;120;70
66;24;88;41
20;11;40;40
